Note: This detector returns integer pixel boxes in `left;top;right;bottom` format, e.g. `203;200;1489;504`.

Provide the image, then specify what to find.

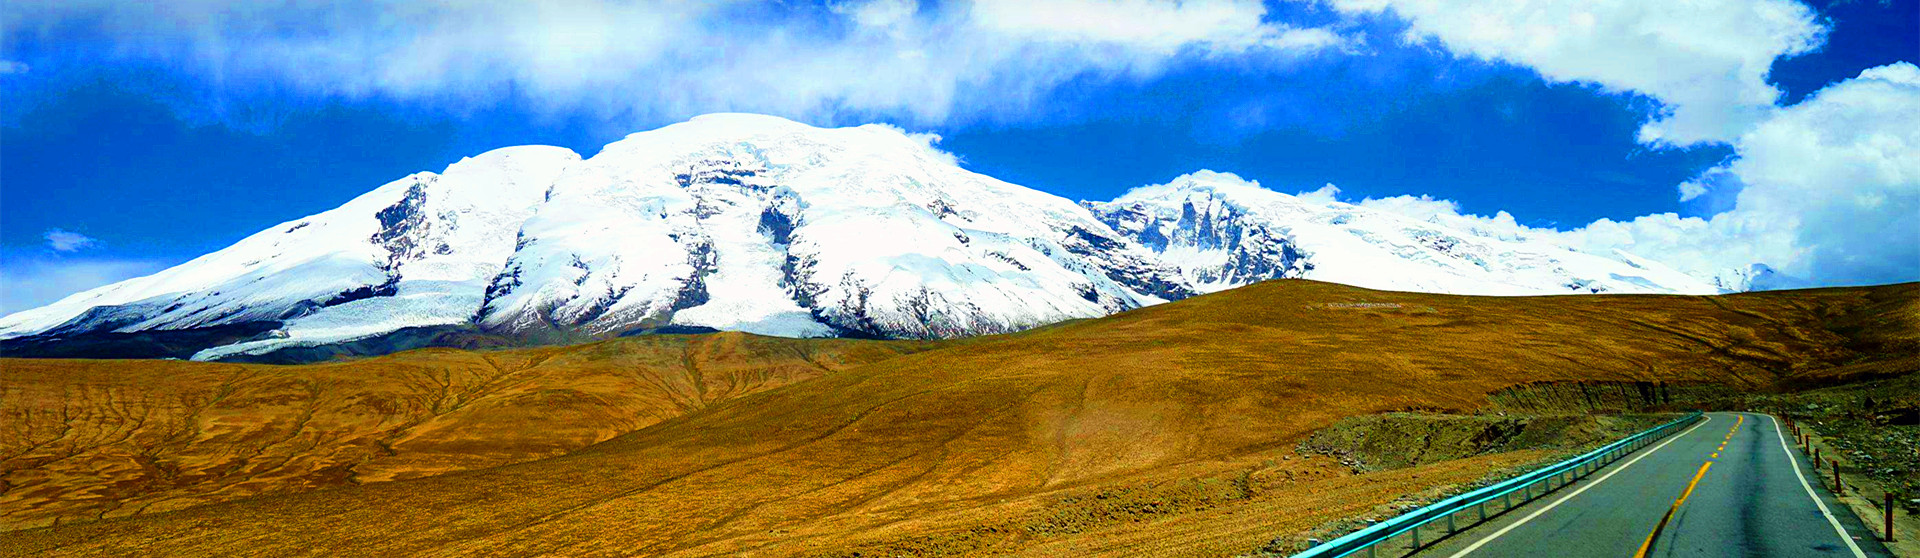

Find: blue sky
2;0;1916;313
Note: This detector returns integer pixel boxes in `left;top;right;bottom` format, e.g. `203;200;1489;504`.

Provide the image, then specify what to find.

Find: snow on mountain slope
471;114;1191;342
0;115;1192;359
0;116;1723;362
0;146;581;358
1087;171;1719;296
1706;263;1813;293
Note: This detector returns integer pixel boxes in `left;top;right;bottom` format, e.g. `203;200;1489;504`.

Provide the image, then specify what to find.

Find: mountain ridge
0;114;1722;362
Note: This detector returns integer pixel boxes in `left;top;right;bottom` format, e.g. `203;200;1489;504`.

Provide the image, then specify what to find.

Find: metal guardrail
1291;411;1706;558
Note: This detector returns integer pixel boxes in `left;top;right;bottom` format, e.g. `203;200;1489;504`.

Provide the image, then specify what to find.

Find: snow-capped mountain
0;114;1191;360
0;115;1717;362
1087;171;1718;296
1706;263;1812;293
0;145;579;360
466;114;1190;347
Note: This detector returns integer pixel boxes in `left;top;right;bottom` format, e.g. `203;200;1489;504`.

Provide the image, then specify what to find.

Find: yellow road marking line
1633;461;1714;558
1443;415;1716;558
1712;415;1742;459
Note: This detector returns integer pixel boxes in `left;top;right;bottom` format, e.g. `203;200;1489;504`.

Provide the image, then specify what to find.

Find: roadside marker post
1831;460;1843;495
1886;492;1896;543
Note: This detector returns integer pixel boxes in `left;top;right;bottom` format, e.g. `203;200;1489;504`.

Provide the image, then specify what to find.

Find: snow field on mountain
2;114;1724;360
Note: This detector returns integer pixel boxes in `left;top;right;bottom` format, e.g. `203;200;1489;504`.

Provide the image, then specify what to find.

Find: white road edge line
1443;414;1717;558
1765;413;1868;558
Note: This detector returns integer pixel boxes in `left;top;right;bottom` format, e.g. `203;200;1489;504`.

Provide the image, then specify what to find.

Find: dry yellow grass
0;279;1913;557
0;334;931;530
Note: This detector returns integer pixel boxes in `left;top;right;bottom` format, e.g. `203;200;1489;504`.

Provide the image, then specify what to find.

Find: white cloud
1561;63;1920;286
0;60;27;74
1;0;1345;126
0;258;167;316
1296;183;1343;204
1351;194;1536;241
43;229;99;252
1677;179;1710;203
969;0;1342;55
834;0;919;32
1340;64;1919;288
1300;1;1911;288
1325;0;1826;146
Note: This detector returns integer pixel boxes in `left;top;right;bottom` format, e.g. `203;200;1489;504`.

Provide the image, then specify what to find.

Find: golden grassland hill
1;279;1915;557
0;334;933;530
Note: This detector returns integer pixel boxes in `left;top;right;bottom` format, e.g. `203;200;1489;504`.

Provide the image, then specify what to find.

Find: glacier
0;114;1720;362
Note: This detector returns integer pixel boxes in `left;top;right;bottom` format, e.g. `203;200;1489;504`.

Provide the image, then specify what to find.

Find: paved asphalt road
1418;412;1894;558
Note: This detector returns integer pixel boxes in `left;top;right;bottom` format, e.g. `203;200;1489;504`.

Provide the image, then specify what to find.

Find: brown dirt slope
1;279;1914;557
0;333;931;530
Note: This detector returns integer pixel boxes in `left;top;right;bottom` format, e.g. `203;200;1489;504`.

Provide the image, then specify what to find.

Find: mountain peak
1;116;1722;362
455;144;583;172
1118;170;1286;204
1090;169;1718;296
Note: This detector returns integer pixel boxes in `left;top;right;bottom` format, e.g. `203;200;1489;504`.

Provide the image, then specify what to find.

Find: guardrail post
1411;523;1421;548
1447;510;1456;533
